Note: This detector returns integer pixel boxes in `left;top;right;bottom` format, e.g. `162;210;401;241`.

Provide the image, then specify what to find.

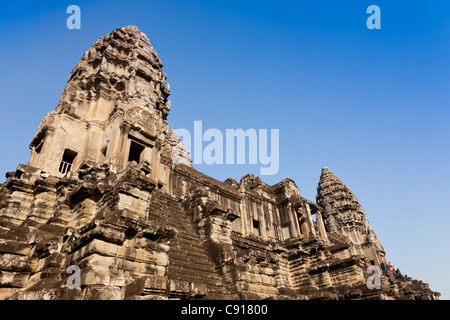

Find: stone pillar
257;204;267;240
289;205;301;238
117;123;131;170
239;191;250;237
149;139;163;186
305;203;316;236
315;211;329;243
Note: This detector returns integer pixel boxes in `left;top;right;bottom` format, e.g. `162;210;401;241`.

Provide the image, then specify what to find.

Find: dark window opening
298;216;307;235
14;171;24;179
100;146;108;158
252;219;260;236
59;149;77;175
128;140;145;163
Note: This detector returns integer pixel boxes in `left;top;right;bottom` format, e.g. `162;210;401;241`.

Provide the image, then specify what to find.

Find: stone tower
0;26;438;300
27;26;173;182
316;167;386;265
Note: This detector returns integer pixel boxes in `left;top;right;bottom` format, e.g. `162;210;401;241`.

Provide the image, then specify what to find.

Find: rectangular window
59;149;77;174
128;140;145;163
252;219;261;236
282;224;292;240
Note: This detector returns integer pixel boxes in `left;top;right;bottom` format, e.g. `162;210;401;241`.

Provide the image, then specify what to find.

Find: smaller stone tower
316;167;386;265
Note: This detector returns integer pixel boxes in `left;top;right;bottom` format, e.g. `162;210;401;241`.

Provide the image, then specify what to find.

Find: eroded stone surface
0;26;439;300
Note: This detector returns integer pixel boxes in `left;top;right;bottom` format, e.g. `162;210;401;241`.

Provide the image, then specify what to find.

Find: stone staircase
148;189;232;299
380;270;438;300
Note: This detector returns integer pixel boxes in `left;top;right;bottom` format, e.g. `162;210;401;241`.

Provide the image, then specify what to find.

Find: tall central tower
27;26;172;181
0;26;438;301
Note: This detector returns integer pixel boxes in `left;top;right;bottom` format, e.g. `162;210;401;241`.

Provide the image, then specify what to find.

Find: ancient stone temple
0;26;439;300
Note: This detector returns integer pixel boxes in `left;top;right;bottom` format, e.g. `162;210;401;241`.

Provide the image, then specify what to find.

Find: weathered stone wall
0;150;439;300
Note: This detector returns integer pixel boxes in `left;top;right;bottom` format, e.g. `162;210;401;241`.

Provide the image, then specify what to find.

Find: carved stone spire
316;167;385;256
27;26;174;177
57;25;171;120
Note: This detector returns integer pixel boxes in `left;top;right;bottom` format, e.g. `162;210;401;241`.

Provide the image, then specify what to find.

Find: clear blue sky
0;1;449;299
